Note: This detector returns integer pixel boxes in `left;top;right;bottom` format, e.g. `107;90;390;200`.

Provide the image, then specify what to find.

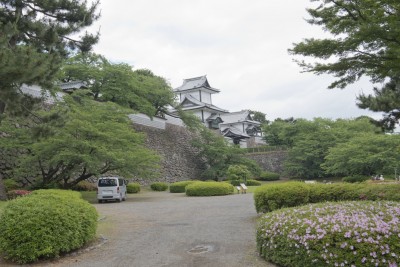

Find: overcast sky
90;0;382;121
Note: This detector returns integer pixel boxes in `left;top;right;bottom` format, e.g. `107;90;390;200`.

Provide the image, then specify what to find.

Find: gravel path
2;191;275;267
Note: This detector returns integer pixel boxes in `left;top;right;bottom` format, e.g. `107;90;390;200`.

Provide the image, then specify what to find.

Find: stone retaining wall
245;150;288;173
131;123;206;185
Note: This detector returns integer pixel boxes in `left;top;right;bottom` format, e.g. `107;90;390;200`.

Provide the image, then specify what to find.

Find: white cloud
90;0;383;121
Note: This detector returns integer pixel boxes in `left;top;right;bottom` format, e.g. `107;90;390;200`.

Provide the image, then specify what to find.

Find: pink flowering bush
6;189;31;199
257;201;400;267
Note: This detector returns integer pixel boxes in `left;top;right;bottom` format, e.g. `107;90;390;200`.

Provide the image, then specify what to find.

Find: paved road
3;191;275;267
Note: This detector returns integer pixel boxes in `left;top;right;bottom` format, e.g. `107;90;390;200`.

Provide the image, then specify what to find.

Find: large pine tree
0;0;100;114
0;0;100;199
290;0;400;130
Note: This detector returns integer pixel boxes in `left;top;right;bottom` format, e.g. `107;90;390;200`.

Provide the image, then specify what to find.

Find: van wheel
122;193;126;201
98;200;103;203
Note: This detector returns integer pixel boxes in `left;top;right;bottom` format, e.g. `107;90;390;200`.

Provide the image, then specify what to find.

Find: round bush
150;182;168;191
127;183;141;193
169;181;196;193
186;182;234;196
257;201;400;267
342;175;370;183
257;171;280;181
0;189;98;264
246;179;261;186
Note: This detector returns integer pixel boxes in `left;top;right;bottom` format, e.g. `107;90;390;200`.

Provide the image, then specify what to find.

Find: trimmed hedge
127;183;141;193
342;175;370;183
254;182;400;213
150;182;168;191
257;201;400;267
0;189;98;264
186;182;234;196
257;171;280;181
246;179;261;186
169;181;196;193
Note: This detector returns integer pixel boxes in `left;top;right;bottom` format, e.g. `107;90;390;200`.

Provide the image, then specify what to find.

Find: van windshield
98;179;118;187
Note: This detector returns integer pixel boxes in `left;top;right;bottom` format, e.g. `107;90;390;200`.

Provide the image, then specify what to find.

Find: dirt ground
1;191;275;267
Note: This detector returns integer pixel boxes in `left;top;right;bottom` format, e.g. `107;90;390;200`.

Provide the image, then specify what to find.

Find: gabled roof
206;114;224;122
219;110;260;125
60;81;86;92
174;76;220;93
179;95;228;113
222;127;250;139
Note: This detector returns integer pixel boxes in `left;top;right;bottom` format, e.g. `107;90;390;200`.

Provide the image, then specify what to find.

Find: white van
97;177;127;203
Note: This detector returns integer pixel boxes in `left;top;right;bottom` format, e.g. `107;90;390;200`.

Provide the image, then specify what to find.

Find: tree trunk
0;173;7;200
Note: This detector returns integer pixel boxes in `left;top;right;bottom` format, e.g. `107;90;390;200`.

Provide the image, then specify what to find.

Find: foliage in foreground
0;189;98;263
150;182;168;191
257;201;400;267
186;181;234;196
169;181;196;193
254;182;400;213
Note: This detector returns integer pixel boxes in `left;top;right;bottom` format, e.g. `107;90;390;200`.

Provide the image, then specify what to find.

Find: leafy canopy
59;53;176;117
264;117;383;178
322;133;400;176
0;93;160;188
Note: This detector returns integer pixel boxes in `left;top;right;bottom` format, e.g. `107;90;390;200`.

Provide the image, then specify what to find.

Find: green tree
276;118;381;179
226;165;251;184
0;93;160;188
289;0;400;130
181;114;261;180
249;110;268;124
60;53;176;117
322;134;400;176
0;0;100;115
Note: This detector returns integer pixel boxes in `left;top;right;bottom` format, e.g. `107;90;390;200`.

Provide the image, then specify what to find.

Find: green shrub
257;171;280;181
3;179;19;192
254;182;400;214
186;182;234;196
127;183;141;193
150;182;168;191
257;201;400;267
246;179;261;186
254;182;309;213
0;189;98;264
342;174;370;183
169;181;196;193
72;180;97;191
